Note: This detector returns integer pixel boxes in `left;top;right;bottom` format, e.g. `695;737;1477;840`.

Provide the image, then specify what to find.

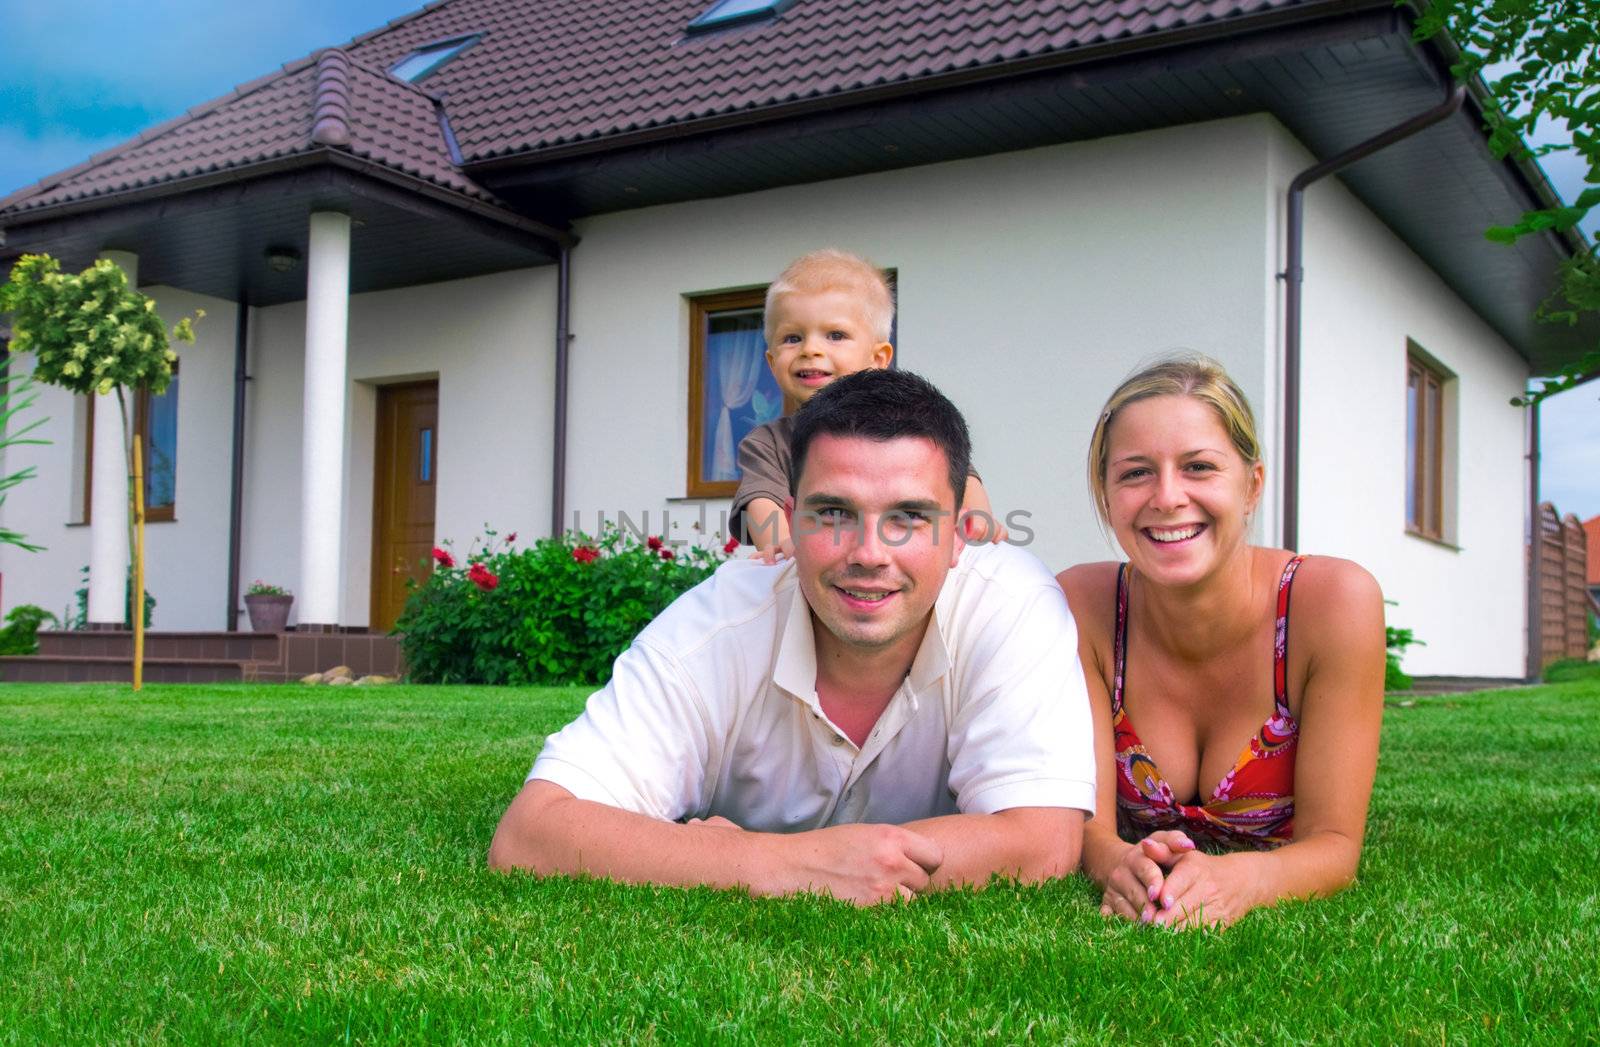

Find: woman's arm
1151;556;1386;927
1058;564;1176;918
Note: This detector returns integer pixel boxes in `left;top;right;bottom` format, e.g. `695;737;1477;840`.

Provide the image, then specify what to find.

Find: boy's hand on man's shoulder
756;538;795;564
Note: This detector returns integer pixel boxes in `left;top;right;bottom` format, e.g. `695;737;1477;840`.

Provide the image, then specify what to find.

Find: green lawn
2;676;1597;1045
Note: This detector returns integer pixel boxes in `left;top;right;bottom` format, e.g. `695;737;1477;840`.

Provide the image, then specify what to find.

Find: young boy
731;249;1002;557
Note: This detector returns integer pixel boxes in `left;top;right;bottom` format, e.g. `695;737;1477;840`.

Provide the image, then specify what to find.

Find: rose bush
396;524;735;685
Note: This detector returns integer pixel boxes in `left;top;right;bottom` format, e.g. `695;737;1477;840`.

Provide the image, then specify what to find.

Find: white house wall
1267;122;1530;678
3;114;1534;678
565;115;1279;574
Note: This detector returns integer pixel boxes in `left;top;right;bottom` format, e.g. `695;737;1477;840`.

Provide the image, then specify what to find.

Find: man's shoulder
937;543;1076;657
638;556;796;661
947;541;1060;598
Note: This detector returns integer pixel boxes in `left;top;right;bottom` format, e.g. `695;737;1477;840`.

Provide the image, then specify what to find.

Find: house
0;0;1593;682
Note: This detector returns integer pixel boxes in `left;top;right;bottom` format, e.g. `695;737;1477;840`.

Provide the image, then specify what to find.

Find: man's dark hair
789;369;971;506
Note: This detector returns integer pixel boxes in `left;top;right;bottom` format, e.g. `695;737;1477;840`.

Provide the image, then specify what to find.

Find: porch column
87;250;136;628
297;211;351;629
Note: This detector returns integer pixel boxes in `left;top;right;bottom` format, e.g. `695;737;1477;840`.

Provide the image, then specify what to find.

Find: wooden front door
372;381;438;632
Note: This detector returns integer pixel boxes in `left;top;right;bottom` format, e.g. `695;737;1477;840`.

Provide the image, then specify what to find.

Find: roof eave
0;149;575;251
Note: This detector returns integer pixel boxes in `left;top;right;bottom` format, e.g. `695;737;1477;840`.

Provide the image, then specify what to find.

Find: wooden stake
132;434;145;692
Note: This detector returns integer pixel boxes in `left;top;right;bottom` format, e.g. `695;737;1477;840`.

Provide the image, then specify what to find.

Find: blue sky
1;1;1594;519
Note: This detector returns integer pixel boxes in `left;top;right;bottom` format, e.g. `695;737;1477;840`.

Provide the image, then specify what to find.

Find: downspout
1281;84;1467;551
1525;398;1540;680
550;243;572;537
226;296;250;631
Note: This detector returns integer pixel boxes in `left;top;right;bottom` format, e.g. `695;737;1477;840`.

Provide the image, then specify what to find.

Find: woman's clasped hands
1100;831;1264;929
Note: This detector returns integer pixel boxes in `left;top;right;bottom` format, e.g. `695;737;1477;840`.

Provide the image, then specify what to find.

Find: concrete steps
0;629;405;683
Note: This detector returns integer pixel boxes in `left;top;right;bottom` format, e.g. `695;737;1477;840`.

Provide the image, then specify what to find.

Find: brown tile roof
0;47;504;217
2;0;1324;217
346;0;1320;162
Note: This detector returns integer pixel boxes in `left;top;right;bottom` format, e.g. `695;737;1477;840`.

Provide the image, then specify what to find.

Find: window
685;273;897;498
687;288;788;498
139;364;179;521
1405;346;1449;540
687;0;794;32
78;363;180;523
389;34;479;83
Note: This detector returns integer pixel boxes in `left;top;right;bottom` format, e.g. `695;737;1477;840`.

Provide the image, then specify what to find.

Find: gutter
1280;84;1467;553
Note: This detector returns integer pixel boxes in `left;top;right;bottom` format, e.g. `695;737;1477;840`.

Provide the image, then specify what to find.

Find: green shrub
396;525;736;685
0;605;58;656
1384;600;1424;692
1543;658;1600;684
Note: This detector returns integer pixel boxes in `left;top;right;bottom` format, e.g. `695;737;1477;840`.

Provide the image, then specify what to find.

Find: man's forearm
904;807;1083;888
491;784;1080;902
488;781;777;891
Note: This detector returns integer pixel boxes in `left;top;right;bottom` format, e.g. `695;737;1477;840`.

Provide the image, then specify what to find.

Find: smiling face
764;288;894;405
1103;394;1264;588
788;433;961;661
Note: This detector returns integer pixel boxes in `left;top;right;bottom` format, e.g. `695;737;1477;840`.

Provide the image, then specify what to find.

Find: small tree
0;254;201;688
1413;0;1600;404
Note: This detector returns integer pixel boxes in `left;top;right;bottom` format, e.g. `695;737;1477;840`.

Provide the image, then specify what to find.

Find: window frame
1405;348;1446;542
137;362;179;523
686;287;780;499
686;0;795;33
78;362;180;524
388;33;481;83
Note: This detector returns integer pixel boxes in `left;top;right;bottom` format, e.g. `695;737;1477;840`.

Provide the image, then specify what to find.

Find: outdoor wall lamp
265;246;302;273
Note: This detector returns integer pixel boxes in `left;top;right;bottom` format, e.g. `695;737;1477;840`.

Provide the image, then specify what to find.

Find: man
489;370;1095;904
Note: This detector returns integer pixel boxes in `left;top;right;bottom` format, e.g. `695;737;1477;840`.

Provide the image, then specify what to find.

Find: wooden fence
1534;502;1593;669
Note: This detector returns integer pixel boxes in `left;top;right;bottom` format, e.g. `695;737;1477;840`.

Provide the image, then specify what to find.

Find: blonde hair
1087;353;1262;527
764;249;894;344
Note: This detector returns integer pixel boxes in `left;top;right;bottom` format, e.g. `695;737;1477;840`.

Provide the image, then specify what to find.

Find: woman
1058;355;1385;928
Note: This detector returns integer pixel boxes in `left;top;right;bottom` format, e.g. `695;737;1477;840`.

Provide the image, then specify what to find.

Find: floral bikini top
1111;556;1305;851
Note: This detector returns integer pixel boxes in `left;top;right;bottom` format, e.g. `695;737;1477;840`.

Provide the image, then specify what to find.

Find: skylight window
687;0;794;32
389;34;479;83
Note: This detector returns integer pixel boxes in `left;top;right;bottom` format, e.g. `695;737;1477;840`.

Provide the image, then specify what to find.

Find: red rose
723;538;739;554
432;547;455;568
505;532;517;543
468;562;499;591
572;545;600;564
647;535;664;551
659;548;675;561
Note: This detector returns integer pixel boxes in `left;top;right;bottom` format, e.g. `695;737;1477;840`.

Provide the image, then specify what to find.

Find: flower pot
244;593;293;633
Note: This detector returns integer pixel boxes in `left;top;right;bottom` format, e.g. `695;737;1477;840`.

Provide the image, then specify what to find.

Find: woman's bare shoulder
1281;553;1386;668
1055;561;1122;626
1287;554;1383;615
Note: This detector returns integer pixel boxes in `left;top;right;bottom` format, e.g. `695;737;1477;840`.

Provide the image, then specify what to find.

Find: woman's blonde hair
1087;353;1263;527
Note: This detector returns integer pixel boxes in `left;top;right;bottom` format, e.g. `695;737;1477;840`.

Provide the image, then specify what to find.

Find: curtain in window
710;322;765;481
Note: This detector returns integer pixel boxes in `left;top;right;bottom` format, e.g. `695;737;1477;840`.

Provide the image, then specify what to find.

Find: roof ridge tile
311;50;356;148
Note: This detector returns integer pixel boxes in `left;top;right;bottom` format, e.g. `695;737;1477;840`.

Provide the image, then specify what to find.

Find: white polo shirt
529;542;1096;831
